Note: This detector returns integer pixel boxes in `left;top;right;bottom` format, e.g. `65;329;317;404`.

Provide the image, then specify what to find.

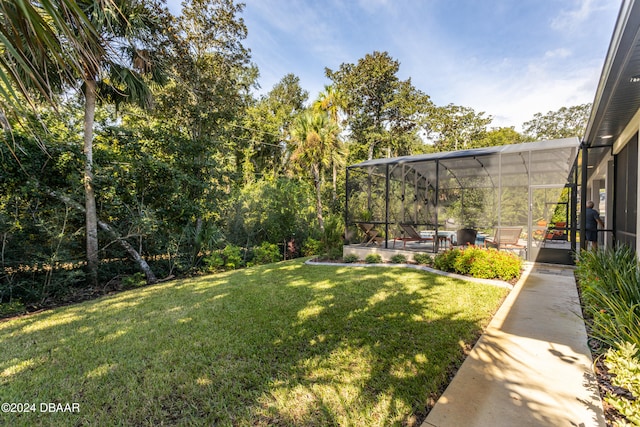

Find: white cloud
551;0;611;33
545;48;572;59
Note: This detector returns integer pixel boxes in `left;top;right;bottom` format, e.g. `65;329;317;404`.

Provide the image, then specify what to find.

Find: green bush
433;248;461;272
413;253;432;265
390;254;407;264
486;250;522;281
603;342;640;426
322;215;345;260
302;238;322;257
122;273;146;289
204;244;245;272
250;242;282;266
343;254;359;263
364;254;383;264
203;252;225;271
434;246;522;281
0;300;26;318
222;245;244;270
575;246;640;349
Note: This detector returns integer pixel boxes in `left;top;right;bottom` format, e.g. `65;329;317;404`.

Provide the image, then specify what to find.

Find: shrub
603;342;640;426
322;215;345;260
413;253;432;265
0;300;26;318
222;245;244;270
575;246;640;349
122;273;145;289
302;238;322;257
485;250;522;281
250;242;282;266
364;254;383;264
204;244;245;272
390;254;407;264
433;248;460;272
453;247;478;275
343;254;359;263
203;252;225;271
433;246;522;281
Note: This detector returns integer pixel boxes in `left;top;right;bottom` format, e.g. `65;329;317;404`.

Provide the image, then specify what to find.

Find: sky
166;0;622;131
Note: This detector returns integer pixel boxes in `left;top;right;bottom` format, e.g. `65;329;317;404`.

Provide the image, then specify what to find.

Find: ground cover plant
0;259;508;426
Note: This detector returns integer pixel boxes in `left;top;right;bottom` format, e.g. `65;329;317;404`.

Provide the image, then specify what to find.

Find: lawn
0;259;508;426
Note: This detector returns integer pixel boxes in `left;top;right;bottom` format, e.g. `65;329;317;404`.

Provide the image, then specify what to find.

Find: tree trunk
332;163;338;203
38;184;158;285
83;79;99;286
367;142;375;161
96;219;158;284
312;164;325;232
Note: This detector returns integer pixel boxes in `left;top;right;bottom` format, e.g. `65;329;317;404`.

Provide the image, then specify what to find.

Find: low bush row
433;246;522;281
341;246;522;282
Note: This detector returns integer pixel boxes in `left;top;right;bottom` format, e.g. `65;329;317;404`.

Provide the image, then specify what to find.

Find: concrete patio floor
422;264;605;427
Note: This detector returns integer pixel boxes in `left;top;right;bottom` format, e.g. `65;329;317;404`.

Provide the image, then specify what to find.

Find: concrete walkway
423;264;606;427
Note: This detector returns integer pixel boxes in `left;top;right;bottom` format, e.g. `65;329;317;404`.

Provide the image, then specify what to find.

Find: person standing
585;200;605;249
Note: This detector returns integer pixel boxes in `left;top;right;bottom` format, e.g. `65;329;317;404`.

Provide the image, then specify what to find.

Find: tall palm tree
313;85;347;202
77;0;168;285
290;110;340;232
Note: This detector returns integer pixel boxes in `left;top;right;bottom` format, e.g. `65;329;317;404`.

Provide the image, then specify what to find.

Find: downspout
571;156;578;254
580;141;589;251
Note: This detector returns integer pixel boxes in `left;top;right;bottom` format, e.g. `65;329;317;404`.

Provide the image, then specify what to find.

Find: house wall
611;107;640;250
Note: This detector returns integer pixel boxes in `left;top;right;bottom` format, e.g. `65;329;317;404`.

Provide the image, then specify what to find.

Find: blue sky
166;0;621;131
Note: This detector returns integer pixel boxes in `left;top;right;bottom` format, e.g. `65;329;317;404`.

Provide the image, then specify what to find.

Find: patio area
345;138;580;265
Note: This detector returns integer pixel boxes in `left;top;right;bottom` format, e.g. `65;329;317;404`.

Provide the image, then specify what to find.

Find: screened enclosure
345;138;581;264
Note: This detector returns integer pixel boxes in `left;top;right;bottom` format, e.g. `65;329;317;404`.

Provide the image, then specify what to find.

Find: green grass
0;259;508;426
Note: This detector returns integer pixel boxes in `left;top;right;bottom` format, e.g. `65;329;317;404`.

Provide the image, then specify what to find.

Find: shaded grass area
0;259;508;426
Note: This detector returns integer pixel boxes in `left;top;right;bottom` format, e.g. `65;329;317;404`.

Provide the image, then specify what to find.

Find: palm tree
290;110;341;232
77;1;169;285
0;0;167;285
0;0;106;109
313;85;347;202
313;84;346;124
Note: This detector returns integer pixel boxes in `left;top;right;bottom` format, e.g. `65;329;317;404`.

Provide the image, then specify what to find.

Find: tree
0;0;169;285
289;110;340;232
475;127;526;148
151;0;253;262
75;0;168;285
312;84;347;203
426;103;493;152
313;84;346;124
326;51;433;161
240;74;308;179
522;103;591;141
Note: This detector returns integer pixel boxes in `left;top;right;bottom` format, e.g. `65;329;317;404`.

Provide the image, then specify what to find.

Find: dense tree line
0;0;590;312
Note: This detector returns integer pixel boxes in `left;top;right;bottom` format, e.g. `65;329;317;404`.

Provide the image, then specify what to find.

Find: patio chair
357;222;383;246
456;228;478;247
393;224;434;248
484;227;525;254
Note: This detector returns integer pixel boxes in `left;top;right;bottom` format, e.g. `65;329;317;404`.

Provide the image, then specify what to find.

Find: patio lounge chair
484;227;525;254
357;222;383;246
393;224;434;248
